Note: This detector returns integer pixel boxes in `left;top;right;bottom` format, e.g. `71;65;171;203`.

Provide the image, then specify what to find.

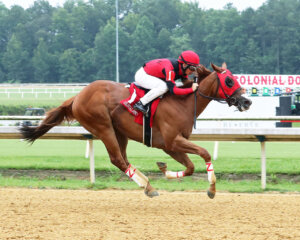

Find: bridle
192;70;241;128
197;71;241;106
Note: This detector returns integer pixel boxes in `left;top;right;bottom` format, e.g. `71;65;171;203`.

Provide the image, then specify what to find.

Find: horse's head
210;63;252;111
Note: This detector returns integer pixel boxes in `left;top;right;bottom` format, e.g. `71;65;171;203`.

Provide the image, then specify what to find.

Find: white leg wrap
165;170;185;179
206;162;216;184
125;164;149;188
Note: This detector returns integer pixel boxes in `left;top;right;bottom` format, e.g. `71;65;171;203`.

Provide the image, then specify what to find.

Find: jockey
133;50;200;114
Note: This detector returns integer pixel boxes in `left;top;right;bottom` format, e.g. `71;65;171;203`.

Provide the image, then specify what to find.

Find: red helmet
178;50;200;66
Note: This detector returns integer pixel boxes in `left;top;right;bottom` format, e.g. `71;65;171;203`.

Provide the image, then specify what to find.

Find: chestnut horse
20;63;251;198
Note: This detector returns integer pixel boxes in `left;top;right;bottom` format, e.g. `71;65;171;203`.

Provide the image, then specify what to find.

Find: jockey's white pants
135;67;168;105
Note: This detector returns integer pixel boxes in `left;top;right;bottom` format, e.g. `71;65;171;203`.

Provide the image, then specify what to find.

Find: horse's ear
210;63;216;71
222;62;227;69
197;64;212;76
211;63;221;72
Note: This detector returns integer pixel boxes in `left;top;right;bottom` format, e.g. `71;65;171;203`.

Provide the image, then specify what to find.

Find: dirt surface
0;188;299;240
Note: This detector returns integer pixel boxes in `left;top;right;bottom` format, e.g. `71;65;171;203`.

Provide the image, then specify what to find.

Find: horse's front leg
157;150;195;179
165;135;216;199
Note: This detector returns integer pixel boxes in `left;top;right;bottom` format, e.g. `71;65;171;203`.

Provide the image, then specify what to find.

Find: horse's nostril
244;99;252;106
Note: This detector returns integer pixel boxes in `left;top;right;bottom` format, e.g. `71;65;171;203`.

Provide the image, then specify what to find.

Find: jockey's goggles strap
179;54;187;64
181;64;188;73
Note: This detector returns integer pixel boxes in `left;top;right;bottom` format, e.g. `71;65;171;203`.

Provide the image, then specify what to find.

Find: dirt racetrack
0;188;299;240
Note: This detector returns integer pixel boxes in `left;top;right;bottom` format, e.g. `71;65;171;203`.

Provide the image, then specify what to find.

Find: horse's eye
225;77;234;88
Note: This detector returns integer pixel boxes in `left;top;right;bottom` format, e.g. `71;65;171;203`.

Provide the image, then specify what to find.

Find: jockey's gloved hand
192;83;198;92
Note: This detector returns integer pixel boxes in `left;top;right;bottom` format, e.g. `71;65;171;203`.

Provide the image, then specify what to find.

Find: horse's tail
20;96;75;143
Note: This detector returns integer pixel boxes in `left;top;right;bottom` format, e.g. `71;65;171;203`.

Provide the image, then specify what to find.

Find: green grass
0;140;299;174
0;90;79;102
0;175;298;193
0;139;299;193
0;97;68;107
293;122;300;127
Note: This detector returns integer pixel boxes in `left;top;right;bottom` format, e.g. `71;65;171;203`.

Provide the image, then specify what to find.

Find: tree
254;0;300;74
169;26;193;57
51;8;73;52
32;38;59;83
178;2;207;64
1;0;300;84
0;4;9;58
94;17;130;82
68;1;101;51
27;0;54;48
94;18;117;80
156;28;172;57
138;0;180;31
2;34;33;83
128;16;159;74
122;13;140;35
239;39;263;74
80;48;97;82
59;48;83;83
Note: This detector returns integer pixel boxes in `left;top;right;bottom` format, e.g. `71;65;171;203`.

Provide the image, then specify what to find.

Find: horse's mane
179;64;212;89
165;64;213;100
197;64;212;81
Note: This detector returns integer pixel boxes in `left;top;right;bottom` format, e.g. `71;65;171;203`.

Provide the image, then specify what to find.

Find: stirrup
133;101;149;114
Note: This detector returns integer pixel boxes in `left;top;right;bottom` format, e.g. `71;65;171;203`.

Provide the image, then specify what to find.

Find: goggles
188;65;197;71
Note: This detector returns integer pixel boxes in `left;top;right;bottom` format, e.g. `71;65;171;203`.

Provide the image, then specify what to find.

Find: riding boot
133;101;149;114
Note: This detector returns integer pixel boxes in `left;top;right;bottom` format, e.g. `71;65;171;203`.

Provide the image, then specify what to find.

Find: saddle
120;83;161;147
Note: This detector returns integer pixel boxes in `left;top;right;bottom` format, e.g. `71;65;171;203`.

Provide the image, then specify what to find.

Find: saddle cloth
120;83;160;127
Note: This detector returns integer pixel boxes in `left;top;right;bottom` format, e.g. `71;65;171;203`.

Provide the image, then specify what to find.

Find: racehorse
20;63;252;199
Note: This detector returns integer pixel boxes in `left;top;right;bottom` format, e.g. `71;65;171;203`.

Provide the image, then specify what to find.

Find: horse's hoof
156;162;167;168
156;162;167;172
207;190;216;199
144;189;159;198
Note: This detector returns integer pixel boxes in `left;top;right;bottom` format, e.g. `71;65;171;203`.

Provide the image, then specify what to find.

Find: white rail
0;116;46;120
0;91;81;98
1;116;300;121
196;116;300;121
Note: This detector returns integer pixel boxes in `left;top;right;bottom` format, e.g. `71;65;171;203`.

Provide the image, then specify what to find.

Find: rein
193;77;197;129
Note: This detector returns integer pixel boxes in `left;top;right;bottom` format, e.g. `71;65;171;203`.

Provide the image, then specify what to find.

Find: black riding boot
133;101;149;114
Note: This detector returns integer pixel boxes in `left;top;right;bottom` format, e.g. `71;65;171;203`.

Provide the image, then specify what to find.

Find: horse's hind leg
107;132;158;197
113;129;158;197
157;150;195;178
114;129;129;165
81;123;158;197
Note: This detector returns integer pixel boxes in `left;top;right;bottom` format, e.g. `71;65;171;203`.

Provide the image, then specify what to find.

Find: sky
1;0;267;11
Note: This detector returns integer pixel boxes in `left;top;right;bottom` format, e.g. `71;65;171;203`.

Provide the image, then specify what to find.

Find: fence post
213;141;219;160
255;135;267;190
85;140;89;158
261;141;266;190
88;139;95;184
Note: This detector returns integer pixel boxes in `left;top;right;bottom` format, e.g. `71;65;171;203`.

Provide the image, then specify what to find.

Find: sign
235;74;300;96
236;74;300;87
